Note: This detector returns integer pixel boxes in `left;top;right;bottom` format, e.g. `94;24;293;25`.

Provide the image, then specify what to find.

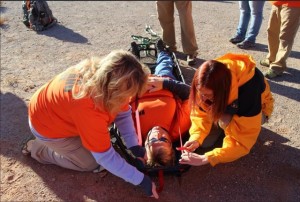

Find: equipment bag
22;0;57;31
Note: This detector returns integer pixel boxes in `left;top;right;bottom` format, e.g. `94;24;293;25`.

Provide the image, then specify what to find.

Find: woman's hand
147;76;164;93
179;152;209;166
183;140;200;152
151;182;159;199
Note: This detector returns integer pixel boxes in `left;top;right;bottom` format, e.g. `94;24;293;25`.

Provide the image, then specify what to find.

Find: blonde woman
22;50;159;198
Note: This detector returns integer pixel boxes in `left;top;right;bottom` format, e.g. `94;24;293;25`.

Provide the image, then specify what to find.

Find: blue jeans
154;51;176;80
236;1;265;43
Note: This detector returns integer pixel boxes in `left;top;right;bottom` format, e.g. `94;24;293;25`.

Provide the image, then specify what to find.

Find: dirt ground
1;1;300;202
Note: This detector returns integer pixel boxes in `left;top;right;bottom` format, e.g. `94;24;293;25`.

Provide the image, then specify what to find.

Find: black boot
156;39;169;54
131;42;140;59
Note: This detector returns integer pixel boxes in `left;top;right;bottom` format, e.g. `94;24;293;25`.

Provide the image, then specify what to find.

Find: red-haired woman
179;53;274;167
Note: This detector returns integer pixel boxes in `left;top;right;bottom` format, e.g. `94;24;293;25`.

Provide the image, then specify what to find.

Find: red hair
190;60;231;121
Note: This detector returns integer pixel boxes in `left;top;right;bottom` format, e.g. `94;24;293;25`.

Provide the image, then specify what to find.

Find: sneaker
236;40;255;49
93;165;106;173
260;59;270;67
264;69;281;79
229;36;244;44
21;135;36;156
187;53;197;66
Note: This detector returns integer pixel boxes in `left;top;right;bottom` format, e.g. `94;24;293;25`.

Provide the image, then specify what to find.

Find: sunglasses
146;127;171;147
201;94;214;106
196;90;214;107
148;137;169;145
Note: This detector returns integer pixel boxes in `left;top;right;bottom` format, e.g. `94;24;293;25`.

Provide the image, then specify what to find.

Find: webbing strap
135;109;142;146
156;170;164;193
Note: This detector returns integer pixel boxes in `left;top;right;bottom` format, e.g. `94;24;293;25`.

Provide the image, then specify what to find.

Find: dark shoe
156;39;168;53
236;40;255;49
93;165;106;173
264;69;281;79
260;59;270;67
21;135;36;156
131;41;140;59
229;36;244;44
187;53;197;66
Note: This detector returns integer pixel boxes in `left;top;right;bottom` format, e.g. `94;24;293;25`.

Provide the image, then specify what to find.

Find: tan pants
267;5;300;74
30;137;99;171
156;1;198;55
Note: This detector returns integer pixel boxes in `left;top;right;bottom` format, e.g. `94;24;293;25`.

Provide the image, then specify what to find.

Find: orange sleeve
189;107;213;145
205;113;261;166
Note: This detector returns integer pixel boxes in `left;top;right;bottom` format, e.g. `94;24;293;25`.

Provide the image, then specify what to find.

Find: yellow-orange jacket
189;53;274;166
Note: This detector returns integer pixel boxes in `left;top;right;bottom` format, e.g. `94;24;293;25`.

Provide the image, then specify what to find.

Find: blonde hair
73;50;150;114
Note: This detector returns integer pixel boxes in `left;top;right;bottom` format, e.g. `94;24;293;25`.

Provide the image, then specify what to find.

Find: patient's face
145;126;172;162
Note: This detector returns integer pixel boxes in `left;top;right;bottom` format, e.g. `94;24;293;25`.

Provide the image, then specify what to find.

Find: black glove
139;175;152;196
129;145;146;158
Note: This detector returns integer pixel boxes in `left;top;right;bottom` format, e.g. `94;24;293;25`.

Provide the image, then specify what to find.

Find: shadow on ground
268;67;300;102
38;23;90;44
247;43;300;60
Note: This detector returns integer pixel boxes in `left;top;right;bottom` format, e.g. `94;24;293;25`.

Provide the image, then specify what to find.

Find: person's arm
147;76;190;100
91;146;158;198
163;79;190;100
261;78;274;119
205;113;261;166
114;106;145;158
188;107;213;147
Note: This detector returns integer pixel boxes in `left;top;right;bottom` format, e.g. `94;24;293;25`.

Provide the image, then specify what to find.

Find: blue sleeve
91;146;144;185
114;106;138;148
163;79;190;100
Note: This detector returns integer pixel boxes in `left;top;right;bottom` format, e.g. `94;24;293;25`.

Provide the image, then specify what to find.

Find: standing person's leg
175;1;198;55
30;137;99;171
267;6;300;77
244;1;265;43
260;5;280;67
230;1;250;43
156;1;177;52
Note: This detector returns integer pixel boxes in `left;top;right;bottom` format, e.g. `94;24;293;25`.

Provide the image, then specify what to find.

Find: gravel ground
1;1;300;202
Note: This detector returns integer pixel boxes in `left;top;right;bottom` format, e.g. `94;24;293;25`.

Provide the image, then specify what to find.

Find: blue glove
139;175;152;196
129;145;146;158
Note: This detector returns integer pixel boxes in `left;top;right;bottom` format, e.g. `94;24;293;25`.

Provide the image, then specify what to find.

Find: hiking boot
264;69;281;79
260;59;270;67
229;36;244;44
187;53;197;66
236;40;255;49
131;42;140;59
156;39;169;53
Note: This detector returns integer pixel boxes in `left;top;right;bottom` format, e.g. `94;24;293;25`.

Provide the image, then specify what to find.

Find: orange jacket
271;1;300;7
28;67;127;152
189;53;274;166
130;89;190;142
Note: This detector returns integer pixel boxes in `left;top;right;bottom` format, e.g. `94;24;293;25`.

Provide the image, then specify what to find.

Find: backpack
22;0;57;31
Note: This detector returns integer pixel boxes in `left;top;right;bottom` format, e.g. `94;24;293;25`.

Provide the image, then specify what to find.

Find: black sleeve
163;79;190;100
